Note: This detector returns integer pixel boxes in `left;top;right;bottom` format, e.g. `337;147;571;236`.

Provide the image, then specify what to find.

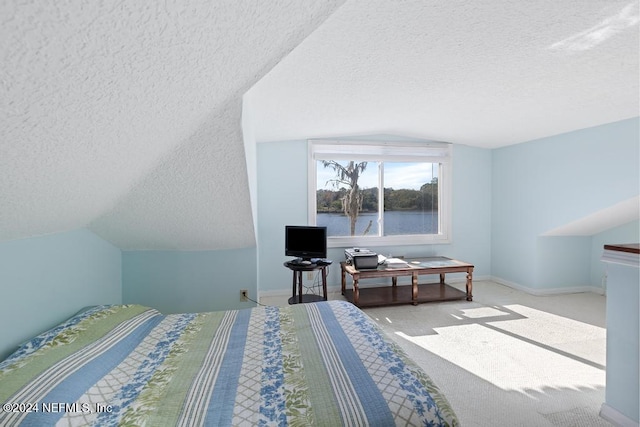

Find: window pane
383;162;439;235
316;160;379;237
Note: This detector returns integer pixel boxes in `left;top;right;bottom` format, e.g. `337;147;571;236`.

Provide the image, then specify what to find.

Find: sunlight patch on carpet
394;304;606;394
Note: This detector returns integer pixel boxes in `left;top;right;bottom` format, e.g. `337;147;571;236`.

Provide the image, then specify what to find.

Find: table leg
392;276;397;287
292;271;296;299
321;266;327;300
466;268;474;301
412;273;418;305
298;271;303;303
439;273;445;284
341;266;346;295
353;277;360;306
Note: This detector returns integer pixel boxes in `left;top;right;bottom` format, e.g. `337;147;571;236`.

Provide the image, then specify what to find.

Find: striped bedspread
0;301;458;426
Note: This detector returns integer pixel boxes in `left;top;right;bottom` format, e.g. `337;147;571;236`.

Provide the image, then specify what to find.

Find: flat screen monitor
285;225;327;261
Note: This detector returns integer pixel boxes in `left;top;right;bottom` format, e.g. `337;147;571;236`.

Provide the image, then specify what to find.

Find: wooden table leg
411;273;418;305
353;276;360;306
439;273;445;284
466;268;474;301
298;271;303;303
341;265;346;295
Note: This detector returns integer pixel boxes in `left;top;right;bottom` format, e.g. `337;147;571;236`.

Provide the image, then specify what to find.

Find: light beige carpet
262;280;610;426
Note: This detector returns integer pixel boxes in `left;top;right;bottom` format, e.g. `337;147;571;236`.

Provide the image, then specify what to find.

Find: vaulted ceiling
1;1;638;250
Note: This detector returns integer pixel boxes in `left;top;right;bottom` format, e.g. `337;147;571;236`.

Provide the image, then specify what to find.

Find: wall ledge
602;245;640;268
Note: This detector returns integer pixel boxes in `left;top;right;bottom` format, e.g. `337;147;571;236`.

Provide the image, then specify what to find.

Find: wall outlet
240;289;248;301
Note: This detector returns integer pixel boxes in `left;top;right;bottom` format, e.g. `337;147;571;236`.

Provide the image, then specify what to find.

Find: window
308;140;452;247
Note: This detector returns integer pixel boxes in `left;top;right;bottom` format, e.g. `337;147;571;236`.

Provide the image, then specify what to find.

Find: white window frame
308;139;452;248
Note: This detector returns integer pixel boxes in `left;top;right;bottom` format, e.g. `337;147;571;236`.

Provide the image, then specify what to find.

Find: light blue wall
536;236;592;289
602;255;639;423
0;229;122;360
256;139;492;293
492;118;639;290
122;247;258;314
256;140;309;293
536;220;640;292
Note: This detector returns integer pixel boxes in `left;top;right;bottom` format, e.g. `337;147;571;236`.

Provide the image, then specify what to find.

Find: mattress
0;301;458;426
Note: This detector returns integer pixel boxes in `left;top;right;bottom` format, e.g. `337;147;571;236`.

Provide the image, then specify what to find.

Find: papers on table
384;257;409;267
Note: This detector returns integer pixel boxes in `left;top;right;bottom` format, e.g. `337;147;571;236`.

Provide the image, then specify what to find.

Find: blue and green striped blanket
0;301;458;426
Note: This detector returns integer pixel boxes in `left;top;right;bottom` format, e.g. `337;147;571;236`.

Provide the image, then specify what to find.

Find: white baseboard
600;403;639;427
257;288;289;299
491;276;605;296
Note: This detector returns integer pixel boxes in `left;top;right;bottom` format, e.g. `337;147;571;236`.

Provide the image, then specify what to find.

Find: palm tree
322;160;368;236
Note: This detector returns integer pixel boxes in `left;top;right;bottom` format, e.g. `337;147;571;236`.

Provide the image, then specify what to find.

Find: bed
0;301;458;426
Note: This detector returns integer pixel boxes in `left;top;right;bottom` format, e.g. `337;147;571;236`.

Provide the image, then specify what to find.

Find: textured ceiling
248;0;639;147
1;1;638;250
1;0;345;249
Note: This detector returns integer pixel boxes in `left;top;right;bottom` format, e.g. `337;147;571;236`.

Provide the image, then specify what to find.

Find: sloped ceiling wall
1;0;345;250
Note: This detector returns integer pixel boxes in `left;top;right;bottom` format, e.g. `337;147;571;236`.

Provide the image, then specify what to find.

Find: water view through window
317;211;439;236
316;161;439;237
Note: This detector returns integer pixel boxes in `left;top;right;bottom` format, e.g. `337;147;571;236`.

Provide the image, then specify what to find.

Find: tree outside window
309;140;451;246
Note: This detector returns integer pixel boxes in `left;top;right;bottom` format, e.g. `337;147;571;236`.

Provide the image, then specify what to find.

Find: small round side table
284;262;328;304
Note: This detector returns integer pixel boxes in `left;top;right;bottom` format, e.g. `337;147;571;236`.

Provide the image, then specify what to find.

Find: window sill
328;234;451;248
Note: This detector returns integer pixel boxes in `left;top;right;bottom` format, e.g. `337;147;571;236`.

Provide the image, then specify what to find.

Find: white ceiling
1;1;638;250
248;0;639;147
